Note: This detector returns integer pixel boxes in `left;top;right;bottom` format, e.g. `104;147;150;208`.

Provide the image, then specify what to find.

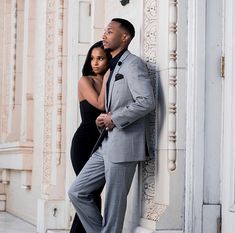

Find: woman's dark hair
82;41;110;76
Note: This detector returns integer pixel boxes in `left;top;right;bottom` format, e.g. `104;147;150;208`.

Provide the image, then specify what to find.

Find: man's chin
104;48;112;52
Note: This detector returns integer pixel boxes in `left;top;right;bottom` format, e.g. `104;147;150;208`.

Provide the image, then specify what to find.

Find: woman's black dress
70;100;103;233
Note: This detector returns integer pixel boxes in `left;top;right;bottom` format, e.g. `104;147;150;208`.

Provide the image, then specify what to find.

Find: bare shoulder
79;75;90;83
78;75;93;87
78;75;97;94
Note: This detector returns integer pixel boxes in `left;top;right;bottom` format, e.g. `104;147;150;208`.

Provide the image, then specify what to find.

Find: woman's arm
78;70;110;110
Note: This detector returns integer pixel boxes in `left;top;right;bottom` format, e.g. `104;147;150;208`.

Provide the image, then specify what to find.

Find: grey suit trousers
68;140;137;233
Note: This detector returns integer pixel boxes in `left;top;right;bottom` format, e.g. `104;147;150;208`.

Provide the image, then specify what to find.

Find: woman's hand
96;113;107;128
96;112;115;131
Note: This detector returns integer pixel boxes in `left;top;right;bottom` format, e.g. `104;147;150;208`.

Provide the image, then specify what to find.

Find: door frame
221;0;235;232
185;0;207;232
185;0;223;232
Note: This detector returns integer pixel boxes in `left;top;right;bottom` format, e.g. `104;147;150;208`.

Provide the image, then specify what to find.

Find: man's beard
105;48;113;52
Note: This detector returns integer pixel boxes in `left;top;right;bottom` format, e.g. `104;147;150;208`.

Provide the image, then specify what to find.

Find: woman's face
91;48;109;75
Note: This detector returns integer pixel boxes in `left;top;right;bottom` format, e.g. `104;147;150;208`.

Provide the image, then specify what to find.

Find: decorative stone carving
142;158;167;221
141;0;178;222
142;0;164;222
42;0;64;195
0;0;17;142
168;0;177;171
143;0;157;64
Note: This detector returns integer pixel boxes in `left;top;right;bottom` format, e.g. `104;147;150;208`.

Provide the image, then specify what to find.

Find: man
68;18;155;233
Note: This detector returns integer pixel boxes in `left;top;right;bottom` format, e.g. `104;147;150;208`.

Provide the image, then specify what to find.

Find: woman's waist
74;124;99;137
77;122;100;133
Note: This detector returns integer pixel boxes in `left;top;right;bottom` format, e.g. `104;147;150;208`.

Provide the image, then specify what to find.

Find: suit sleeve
111;57;155;129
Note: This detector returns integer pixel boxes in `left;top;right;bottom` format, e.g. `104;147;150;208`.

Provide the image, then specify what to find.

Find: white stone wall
0;0;188;232
0;0;69;229
104;0;142;56
0;0;37;223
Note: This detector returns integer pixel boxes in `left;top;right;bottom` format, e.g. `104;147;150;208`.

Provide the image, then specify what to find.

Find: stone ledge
0;142;33;170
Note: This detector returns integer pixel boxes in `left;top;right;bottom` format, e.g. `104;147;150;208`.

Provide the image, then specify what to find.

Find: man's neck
111;47;128;58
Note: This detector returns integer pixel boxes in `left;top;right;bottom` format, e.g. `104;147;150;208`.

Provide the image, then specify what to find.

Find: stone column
135;0;186;232
36;0;70;232
0;0;34;194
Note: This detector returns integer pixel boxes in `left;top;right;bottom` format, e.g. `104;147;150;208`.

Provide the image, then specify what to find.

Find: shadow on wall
145;61;165;157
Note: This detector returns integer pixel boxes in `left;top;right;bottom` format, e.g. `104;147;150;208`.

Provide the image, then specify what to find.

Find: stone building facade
0;0;234;233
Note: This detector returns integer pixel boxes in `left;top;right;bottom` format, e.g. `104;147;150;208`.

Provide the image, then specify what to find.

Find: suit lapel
106;50;131;111
104;69;110;112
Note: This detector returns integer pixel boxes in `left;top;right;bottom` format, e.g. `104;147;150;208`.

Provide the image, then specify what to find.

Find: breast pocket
112;78;126;96
115;73;124;81
111;76;133;108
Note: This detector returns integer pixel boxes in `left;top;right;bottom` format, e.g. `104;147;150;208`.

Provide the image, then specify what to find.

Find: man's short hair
111;18;135;39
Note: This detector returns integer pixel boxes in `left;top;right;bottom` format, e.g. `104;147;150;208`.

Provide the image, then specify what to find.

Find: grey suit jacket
104;50;155;163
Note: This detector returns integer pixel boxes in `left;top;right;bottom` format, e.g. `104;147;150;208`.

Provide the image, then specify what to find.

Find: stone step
47;230;70;233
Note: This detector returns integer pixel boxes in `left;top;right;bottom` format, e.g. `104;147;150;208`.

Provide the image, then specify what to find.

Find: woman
70;41;110;233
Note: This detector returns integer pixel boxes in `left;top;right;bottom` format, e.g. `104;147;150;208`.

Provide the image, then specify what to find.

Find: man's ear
122;33;130;42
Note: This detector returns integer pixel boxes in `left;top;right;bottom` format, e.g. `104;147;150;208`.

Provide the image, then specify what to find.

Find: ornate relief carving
0;0;17;142
142;157;167;221
143;0;157;64
142;0;164;222
142;158;159;221
56;0;64;165
43;0;64;194
142;0;178;222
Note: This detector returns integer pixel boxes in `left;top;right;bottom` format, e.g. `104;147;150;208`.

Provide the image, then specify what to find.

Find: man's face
102;21;124;52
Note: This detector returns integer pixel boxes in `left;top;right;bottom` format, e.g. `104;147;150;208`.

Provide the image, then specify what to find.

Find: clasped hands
96;112;115;131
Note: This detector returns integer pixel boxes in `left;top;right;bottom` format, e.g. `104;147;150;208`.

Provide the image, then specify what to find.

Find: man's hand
96;113;115;131
103;112;115;131
96;113;107;128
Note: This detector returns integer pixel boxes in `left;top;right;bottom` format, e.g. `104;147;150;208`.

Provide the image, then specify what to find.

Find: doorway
221;0;235;232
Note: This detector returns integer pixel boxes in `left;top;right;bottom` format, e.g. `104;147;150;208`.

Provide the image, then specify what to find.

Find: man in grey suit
68;18;155;233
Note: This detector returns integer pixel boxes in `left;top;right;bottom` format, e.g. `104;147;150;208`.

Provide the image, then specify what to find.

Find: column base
47;231;69;233
37;199;70;233
134;226;183;233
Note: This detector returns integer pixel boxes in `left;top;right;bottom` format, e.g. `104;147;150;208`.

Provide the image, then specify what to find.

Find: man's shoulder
123;51;146;65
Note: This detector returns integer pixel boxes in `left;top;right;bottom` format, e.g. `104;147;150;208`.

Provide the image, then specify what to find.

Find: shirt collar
109;49;126;71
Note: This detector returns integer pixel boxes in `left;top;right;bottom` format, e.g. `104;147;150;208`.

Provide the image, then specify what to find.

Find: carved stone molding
0;142;33;170
143;0;157;64
142;0;167;222
142;1;157;221
141;0;178;222
0;0;17;142
43;0;64;195
141;158;167;221
168;0;177;171
1;0;35;144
